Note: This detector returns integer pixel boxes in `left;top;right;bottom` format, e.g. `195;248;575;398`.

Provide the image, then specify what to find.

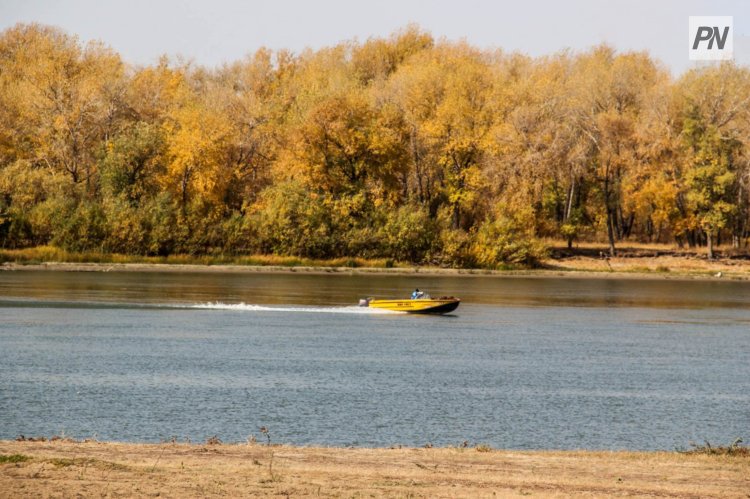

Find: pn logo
689;16;733;61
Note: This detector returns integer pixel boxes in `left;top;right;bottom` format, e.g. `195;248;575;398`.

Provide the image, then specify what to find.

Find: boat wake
0;298;399;314
190;302;399;314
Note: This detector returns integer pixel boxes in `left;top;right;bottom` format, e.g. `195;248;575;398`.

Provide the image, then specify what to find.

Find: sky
1;0;749;75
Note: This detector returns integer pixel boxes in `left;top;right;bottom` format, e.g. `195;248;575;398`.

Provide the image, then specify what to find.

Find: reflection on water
2;270;750;309
0;270;749;450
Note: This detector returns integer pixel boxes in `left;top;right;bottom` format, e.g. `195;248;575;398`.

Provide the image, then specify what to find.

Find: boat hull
364;298;460;314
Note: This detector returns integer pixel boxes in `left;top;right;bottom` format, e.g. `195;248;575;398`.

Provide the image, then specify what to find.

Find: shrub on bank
470;217;548;268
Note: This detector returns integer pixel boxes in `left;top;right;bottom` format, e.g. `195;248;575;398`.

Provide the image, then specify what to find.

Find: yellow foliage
1;23;750;262
162;99;233;206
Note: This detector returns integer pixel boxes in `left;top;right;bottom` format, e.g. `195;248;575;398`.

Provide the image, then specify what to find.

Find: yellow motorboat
358;295;460;314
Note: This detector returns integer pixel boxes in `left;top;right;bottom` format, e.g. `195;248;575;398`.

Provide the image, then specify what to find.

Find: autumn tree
570;47;665;255
0;23;123;191
2;23;749;263
675;63;750;256
161;87;233;212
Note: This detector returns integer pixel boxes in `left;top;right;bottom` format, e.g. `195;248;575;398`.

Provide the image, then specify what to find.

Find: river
1;270;748;450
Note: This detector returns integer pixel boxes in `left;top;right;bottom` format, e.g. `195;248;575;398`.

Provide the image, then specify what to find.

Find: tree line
1;23;749;266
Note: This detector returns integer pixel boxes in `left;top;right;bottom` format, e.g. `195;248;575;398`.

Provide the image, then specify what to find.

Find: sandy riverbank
1;440;748;498
3;242;750;280
2;258;750;282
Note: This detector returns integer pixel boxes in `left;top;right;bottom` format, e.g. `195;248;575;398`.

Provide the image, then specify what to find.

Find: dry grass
682;439;750;457
542;240;750;279
541;240;687;252
543;254;750;277
1;441;748;498
2;243;750;280
0;246;394;269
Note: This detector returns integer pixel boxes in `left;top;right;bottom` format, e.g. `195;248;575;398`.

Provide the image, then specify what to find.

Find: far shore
2;259;750;282
1;440;748;497
2;243;750;281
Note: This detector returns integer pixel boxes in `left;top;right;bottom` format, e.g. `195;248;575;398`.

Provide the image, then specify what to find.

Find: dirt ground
4;240;750;281
539;242;750;280
1;441;748;498
542;253;750;278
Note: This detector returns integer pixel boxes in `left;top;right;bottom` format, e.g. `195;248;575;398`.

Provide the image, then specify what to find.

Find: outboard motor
358;298;371;307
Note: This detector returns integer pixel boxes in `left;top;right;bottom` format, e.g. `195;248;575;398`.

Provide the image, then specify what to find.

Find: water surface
1;270;748;450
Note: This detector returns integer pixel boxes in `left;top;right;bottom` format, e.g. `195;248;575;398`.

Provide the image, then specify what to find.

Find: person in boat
411;288;425;299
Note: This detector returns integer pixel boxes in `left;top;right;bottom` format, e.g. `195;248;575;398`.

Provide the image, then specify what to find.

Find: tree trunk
734;185;744;248
410;127;424;203
452;204;460;230
687;230;696;248
606;208;616;257
707;231;714;260
181;167;191;216
603;161;616;257
565;176;575;221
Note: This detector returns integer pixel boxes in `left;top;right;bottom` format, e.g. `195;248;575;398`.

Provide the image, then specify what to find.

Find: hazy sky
1;0;748;75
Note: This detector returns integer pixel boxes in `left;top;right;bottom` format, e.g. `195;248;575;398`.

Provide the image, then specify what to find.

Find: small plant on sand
257;455;283;484
206;435;222;445
253;426;282;483
265;451;282;483
16;435;47;442
259;426;271;446
0;454;31;464
682;438;748;456
475;444;492;452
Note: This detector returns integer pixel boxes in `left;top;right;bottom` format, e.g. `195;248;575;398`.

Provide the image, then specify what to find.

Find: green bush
142;193;180;256
470;216;547;268
219;211;254;254
51;200;107;252
101;195;147;254
437;227;473;268
98;122;164;201
250;180;337;258
380;204;437;263
0;205;34;248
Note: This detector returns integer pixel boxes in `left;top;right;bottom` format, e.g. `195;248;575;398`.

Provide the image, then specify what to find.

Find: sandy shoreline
1;440;748;498
2;260;749;282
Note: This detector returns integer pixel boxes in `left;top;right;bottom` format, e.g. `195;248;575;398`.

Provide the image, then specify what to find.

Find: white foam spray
190;302;399;314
